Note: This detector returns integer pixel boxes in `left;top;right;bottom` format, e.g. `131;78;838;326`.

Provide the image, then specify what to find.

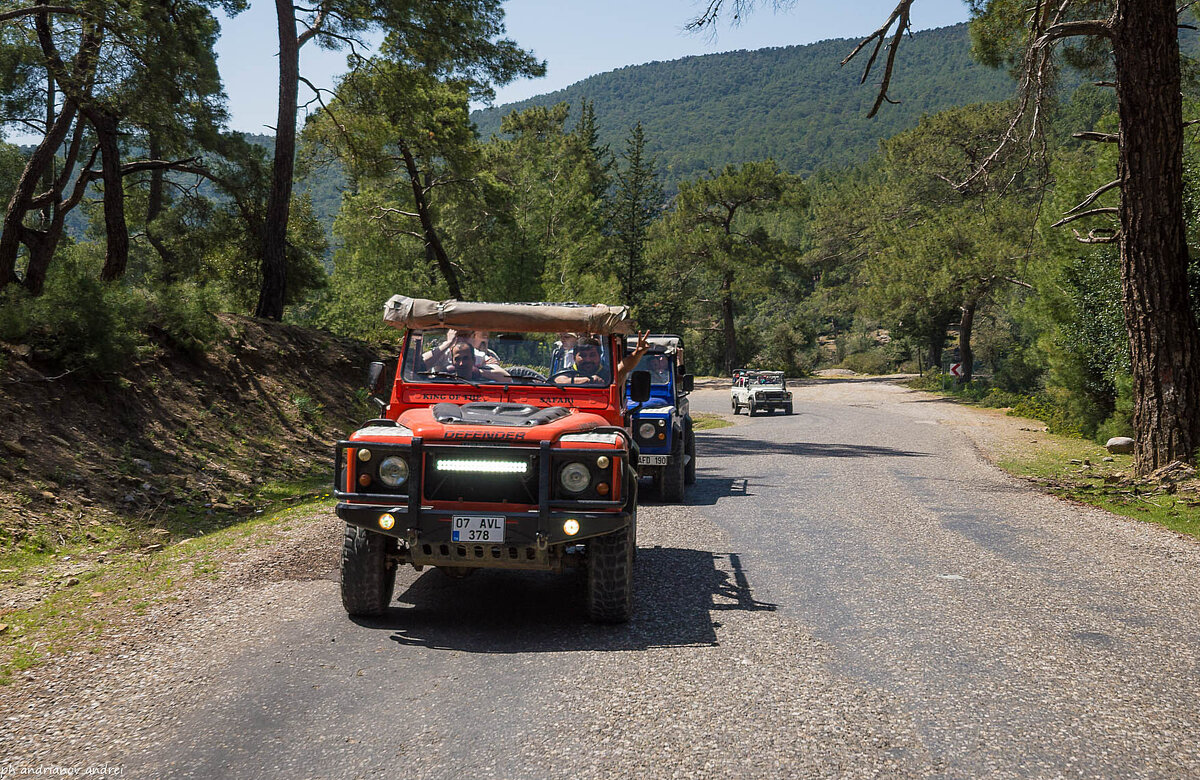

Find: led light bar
436;459;528;474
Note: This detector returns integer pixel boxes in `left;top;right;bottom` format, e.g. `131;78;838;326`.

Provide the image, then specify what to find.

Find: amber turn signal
358;473;371;487
596;482;609;495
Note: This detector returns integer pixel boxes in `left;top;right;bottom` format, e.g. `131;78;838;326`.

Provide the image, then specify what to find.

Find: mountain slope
471;24;1014;182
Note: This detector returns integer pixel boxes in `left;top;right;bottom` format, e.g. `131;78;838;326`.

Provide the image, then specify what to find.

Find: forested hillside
472;24;1014;182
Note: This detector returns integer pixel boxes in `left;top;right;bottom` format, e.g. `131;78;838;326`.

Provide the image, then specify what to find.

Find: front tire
341;524;396;617
586;526;634;623
660;433;686;502
748;399;758;417
684;421;696;485
784;403;793;415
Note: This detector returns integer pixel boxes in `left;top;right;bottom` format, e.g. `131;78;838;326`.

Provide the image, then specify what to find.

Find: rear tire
586;526;633;623
341;524;396;617
731;397;740;414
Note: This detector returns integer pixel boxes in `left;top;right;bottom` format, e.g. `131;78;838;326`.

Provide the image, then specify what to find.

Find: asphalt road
119;379;1200;778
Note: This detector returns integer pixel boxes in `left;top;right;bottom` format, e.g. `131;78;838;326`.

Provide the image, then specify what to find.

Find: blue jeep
624;335;696;502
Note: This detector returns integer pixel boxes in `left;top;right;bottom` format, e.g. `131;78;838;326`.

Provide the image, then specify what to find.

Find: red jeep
334;296;651;623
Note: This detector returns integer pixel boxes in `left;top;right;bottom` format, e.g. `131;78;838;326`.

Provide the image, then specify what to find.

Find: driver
555;332;650;386
645;352;672;384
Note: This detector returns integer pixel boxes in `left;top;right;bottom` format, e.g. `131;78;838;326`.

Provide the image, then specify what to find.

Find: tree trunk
1113;3;1200;474
928;337;944;373
39;77;56;229
145;133;177;278
398;141;462;299
255;0;300;320
21;227;60;295
90;110;130;282
0;101;76;288
957;299;975;385
721;269;736;374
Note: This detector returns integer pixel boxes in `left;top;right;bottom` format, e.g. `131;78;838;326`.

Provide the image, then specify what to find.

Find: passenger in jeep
421;328;500;370
448;340;509;381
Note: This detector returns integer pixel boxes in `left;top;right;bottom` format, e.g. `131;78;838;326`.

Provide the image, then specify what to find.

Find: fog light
596;455;610;469
379;513;395;530
563;519;580;536
596;483;609;495
357;448;372;462
358;473;371;487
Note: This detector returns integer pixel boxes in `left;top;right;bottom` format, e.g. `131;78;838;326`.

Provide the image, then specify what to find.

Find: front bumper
336;503;630;572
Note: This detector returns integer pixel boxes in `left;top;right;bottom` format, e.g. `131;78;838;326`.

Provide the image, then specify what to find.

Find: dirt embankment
0;314;390;556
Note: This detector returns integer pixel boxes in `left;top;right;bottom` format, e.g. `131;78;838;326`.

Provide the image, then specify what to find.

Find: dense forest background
6;5;1200;449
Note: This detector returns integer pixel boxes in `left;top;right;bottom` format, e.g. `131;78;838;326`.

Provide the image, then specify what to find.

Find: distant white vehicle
731;370;793;416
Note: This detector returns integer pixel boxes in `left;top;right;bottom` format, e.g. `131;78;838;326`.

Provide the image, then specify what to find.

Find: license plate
642;455;671;466
451;515;505;543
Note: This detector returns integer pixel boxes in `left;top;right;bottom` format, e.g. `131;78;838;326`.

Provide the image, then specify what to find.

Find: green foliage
0;247;149;372
838;349;894;376
481;103;614;303
610;121;662;313
0;249;234;371
312;186;443;339
150;281;226;355
291;394;326;429
0;142;23;196
646;160;803;374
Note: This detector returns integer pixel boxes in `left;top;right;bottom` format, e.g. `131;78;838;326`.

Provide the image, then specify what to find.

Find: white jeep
731;370;793;416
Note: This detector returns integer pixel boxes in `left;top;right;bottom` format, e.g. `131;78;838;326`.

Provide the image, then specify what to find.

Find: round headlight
638;422;656;439
559;462;591;493
378;456;409;487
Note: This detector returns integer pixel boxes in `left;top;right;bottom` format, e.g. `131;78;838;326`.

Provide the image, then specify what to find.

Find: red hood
386;407;613;444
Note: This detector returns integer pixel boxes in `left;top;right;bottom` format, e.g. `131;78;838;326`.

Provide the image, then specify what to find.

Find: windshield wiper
417;370;480;389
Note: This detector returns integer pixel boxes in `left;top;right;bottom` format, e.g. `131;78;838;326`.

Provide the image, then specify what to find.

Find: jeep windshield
401;329;615;387
757;373;786;387
632;352;673;386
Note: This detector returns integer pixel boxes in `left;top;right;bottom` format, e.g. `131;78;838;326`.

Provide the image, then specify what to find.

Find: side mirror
366;361;389;411
366;361;387;395
681;374;694;393
629;370;652;403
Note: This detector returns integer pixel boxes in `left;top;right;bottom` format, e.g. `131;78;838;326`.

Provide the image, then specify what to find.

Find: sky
212;0;972;136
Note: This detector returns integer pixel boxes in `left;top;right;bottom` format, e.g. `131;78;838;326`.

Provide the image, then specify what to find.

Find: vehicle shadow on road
638;471;753;506
700;437;931;459
358;547;776;653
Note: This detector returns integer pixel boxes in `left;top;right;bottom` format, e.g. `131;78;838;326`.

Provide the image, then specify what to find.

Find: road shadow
355;547;776;653
699;435;930;460
682;471;754;506
638;471;753;506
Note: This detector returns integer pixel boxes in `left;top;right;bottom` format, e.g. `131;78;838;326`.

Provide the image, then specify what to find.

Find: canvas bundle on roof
383;295;635;335
626;334;681;354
